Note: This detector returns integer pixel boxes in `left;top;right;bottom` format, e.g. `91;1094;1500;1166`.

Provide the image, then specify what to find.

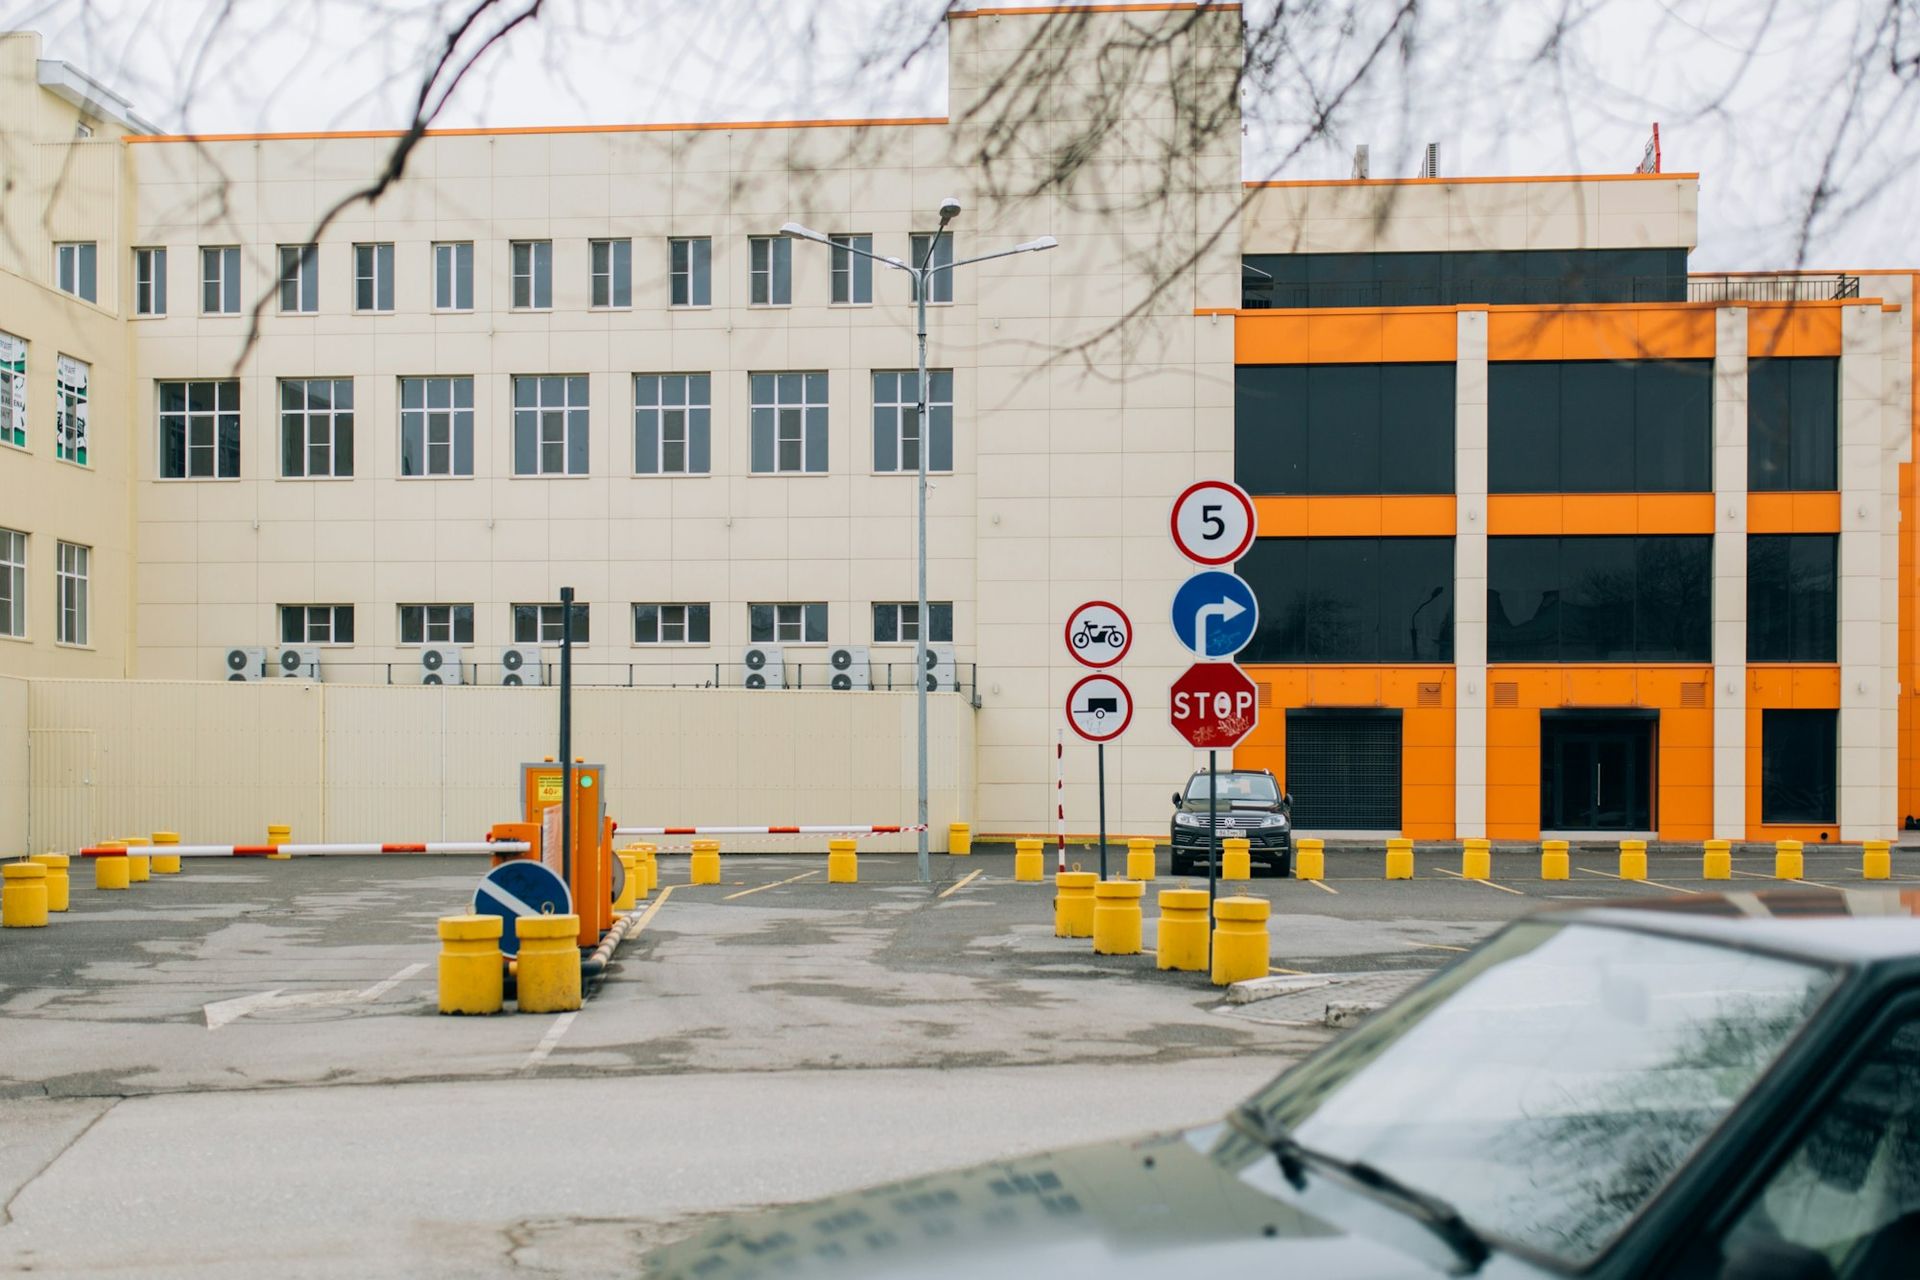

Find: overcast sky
6;0;1913;272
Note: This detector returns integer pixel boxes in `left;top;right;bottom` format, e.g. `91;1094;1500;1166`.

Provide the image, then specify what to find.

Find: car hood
642;1125;1460;1279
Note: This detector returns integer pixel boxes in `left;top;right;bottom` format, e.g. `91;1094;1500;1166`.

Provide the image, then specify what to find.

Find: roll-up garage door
1285;710;1402;830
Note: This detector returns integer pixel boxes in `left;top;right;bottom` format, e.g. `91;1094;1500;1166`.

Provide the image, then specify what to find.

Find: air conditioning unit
741;644;785;690
922;644;957;693
276;646;321;680
827;645;870;691
420;647;463;686
499;646;543;686
223;646;266;682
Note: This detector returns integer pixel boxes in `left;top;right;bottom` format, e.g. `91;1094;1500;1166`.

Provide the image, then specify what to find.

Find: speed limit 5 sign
1170;480;1256;565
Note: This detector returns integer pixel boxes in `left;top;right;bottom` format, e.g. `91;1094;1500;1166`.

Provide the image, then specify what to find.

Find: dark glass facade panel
1241;537;1453;663
1241;248;1688;309
1235;364;1454;496
1748;358;1838;491
1761;709;1837;825
1488;535;1712;662
1748;534;1838;662
1488;360;1711;493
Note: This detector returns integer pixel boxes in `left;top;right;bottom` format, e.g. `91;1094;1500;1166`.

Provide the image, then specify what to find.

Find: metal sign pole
1096;743;1108;880
1207;748;1218;964
559;585;574;885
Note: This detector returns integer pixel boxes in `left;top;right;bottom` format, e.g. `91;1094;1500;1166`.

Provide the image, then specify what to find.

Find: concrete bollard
1863;839;1892;880
1222;837;1251;881
949;822;971;856
1385;837;1413;880
2;861;49;927
1541;839;1570;880
1155;888;1209;972
28;854;70;912
1092;879;1145;956
267;823;292;861
1126;837;1156;882
1211;896;1270;986
514;914;582;1013
124;836;151;883
613;852;639;910
1054;870;1096;938
828;838;858;884
690;839;721;885
151;831;183;875
94;839;130;890
1703;839;1732;880
1775;839;1804;881
1461;838;1491;880
1014;838;1043;882
1295;836;1325;880
1619;839;1648;882
437;915;504;1015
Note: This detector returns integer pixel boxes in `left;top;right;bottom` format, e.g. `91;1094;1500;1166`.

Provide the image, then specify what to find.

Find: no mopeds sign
1063;600;1131;669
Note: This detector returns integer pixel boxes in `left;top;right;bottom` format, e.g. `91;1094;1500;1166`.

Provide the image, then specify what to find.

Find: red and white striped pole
612;824;923;837
78;841;528;858
1055;728;1066;874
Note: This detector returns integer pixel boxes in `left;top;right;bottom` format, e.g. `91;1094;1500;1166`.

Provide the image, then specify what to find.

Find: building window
433;241;474;311
0;330;23;448
1748;534;1837;662
750;372;828;474
134;247;167;316
400;376;474;477
513;603;588;645
0;528;24;638
1239;248;1690;310
1761;709;1837;825
750;602;827;644
278;244;319;313
354;243;395;312
831;234;873;304
280;604;355;645
1489;360;1712;493
510;240;552;310
669;237;711;307
55;541;88;646
910;232;953;303
512;375;589;476
591;239;632;308
399;603;474;646
872;370;953;473
1487;535;1712;663
633;603;710;644
1241;538;1455;663
1749;357;1838;492
279;378;355;479
202;246;240;315
55;242;96;302
55;355;89;466
1237;364;1456;496
749;236;791;306
158;380;241;479
634;374;709;474
873;601;952;644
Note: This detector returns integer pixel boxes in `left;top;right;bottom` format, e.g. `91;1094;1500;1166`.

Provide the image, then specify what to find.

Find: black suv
1168;768;1292;877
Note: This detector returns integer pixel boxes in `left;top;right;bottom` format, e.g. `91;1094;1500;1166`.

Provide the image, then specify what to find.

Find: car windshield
1223;920;1836;1265
1186;774;1278;803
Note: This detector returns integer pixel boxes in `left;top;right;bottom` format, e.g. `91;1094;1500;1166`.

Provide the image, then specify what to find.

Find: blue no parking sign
472;859;573;956
1171;570;1258;660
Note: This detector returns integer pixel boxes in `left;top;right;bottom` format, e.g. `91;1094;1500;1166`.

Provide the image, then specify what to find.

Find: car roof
1545;888;1920;965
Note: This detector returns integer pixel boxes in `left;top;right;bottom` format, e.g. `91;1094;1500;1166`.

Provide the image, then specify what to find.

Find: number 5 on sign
1170;480;1256;566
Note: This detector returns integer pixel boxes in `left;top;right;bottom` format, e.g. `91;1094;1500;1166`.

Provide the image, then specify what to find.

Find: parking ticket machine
519;760;612;946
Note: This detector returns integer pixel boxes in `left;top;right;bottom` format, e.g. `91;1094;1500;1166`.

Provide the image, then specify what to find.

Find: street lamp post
782;204;1056;884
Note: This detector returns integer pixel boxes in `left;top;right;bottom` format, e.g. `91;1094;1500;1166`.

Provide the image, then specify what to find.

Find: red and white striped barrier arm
1055;730;1067;874
612;824;924;838
78;841;529;858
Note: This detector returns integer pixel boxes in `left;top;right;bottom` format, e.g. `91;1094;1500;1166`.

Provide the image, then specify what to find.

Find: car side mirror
1171;792;1182;807
1283;793;1293;809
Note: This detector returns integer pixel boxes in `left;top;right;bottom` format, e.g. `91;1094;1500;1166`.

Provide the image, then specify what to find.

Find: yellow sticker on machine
534;774;563;803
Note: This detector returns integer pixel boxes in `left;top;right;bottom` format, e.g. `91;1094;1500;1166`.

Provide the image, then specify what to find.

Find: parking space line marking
522;1011;578;1073
1304;879;1339;895
628;883;675;934
938;869;985;899
723;871;819;900
1413;941;1469;953
1434;868;1526;896
1729;868;1839;889
1576;866;1698;894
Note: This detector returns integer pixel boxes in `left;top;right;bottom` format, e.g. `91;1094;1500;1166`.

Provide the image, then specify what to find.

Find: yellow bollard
1295;836;1325;881
1092;878;1145;956
1703;839;1732;880
1126;837;1156;882
1619;838;1648;882
437;914;504;1015
267;822;292;860
151;831;182;875
1054;870;1096;938
94;840;130;890
637;842;658;894
949;822;971;856
690;838;721;885
1385;837;1413;880
1775;839;1804;881
828;837;858;884
1222;836;1251;881
2;861;49;927
1541;838;1570;880
29;854;70;912
1211;896;1270;986
613;852;639;910
514;914;582;1013
1461;838;1491;880
1014;837;1043;882
1863;839;1892;880
124;836;151;883
1156;888;1210;972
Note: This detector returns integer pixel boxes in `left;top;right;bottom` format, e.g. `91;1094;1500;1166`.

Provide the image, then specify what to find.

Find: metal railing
262;659;982;695
1686;274;1861;302
1238;273;1861;310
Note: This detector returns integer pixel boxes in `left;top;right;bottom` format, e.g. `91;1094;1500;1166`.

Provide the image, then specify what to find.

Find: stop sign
1169;662;1260;749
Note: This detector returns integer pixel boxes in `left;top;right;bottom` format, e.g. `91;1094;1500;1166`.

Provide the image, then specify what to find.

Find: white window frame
55;241;96;303
873;601;953;644
510;240;552;310
633;374;710;475
873;368;953;475
279;604;355;646
669;237;711;307
354;242;395;313
512;375;589;477
398;603;474;646
201;246;240;315
830;234;873;305
513;603;588;645
632;602;710;645
0;527;25;639
399;375;475;478
277;244;319;314
591;239;632;309
0;330;24;449
433;241;474;311
55;355;89;467
55;541;89;647
279;378;354;479
750;372;828;474
750;602;827;645
158;379;241;479
910;232;954;303
134;247;167;316
749;235;791;306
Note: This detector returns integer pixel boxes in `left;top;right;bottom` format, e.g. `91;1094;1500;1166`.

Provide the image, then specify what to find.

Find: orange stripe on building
1251;495;1455;537
1245;172;1700;190
125;116;949;144
1748;492;1842;535
1486;494;1714;536
952;2;1239;17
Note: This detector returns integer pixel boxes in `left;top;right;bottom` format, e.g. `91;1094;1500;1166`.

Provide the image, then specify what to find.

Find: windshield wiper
1228;1106;1490;1274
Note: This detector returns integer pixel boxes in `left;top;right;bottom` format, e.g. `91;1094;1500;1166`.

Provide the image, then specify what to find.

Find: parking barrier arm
79;841;530;858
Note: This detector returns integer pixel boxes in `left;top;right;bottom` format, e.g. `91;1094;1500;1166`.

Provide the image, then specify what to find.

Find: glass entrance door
1541;715;1654;831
